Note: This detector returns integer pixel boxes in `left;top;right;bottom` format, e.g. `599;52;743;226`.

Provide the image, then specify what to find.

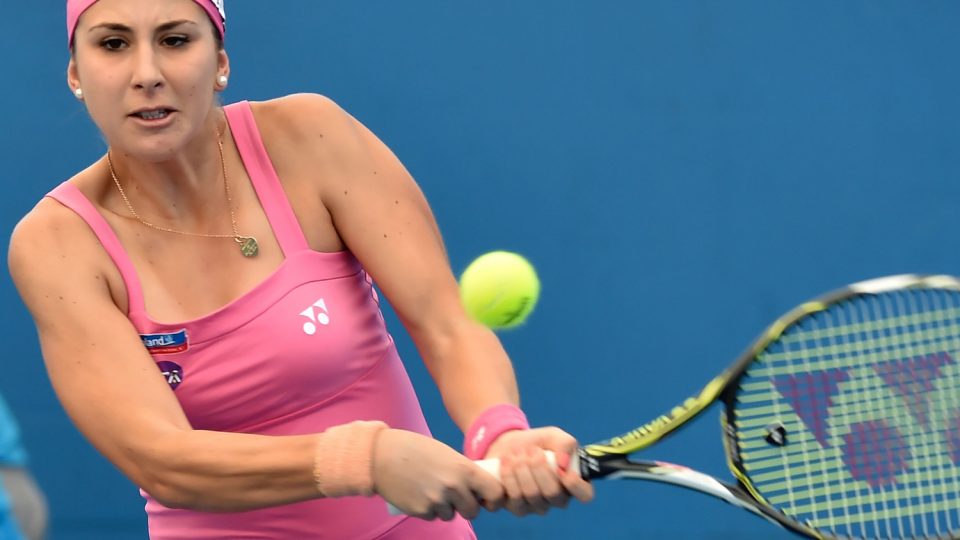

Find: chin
117;129;195;162
126;142;183;162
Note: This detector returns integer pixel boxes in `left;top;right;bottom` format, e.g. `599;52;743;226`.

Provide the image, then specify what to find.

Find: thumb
538;427;579;452
533;428;580;472
468;462;505;505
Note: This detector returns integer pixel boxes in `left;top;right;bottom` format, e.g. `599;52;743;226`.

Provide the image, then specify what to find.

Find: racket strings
733;287;960;539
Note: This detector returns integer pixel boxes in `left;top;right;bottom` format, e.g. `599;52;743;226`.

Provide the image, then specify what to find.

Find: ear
216;49;230;88
67;57;82;96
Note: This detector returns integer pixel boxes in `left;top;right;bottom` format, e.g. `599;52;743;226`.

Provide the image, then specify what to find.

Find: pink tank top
45;101;476;539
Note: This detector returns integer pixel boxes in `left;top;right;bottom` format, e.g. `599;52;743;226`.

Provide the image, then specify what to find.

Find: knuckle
542;485;563;500
506;500;527;516
427;488;446;506
459;503;479;520
431;503;452;521
550;427;576;445
456;461;477;481
412;508;435;520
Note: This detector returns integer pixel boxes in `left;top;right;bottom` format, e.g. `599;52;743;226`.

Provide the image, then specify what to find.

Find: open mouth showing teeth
136;110;171;120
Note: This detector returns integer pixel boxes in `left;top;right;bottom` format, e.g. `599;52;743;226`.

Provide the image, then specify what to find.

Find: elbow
117;432;223;511
119;432;258;512
404;303;472;356
128;448;213;511
137;469;202;510
136;465;251;512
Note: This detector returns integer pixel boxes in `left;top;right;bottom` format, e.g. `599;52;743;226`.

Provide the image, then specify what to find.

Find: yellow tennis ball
459;251;540;329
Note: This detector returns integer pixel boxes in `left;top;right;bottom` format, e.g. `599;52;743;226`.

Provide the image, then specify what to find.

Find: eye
161;35;190;48
100;37;127;51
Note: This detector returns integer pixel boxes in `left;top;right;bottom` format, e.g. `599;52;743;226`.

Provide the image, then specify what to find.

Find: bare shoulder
250;94;359;145
10;196;90;276
246;94;371;169
254;93;351;124
9;194;114;312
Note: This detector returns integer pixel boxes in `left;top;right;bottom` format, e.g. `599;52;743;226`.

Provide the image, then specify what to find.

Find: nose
130;43;164;92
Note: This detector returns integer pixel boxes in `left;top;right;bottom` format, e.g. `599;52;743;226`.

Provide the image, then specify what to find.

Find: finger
514;449;549;515
447;485;482;520
560;466;595;503
529;451;569;509
481;493;504;513
476;486;505;513
402;499;439;521
410;505;438;521
467;463;505;512
431;501;456;522
498;455;529;516
539;427;579;453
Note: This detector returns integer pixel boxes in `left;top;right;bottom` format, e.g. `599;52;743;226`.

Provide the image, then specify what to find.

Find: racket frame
578;274;960;539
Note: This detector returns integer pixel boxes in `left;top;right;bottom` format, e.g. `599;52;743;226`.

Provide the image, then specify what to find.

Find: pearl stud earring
74;88;83;99
218;75;228;86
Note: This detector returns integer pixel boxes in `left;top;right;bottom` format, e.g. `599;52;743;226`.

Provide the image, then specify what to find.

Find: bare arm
8;199;503;516
9;201;318;511
274;94;595;513
283;94;520;429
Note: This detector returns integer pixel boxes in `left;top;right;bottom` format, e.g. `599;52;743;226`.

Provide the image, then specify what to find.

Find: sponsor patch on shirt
140;329;189;355
156;361;184;390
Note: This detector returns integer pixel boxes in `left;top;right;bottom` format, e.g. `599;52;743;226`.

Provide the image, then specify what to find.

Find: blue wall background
2;2;959;538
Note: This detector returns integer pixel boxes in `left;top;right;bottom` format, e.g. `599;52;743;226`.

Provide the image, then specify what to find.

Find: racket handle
386;450;560;516
469;449;559;479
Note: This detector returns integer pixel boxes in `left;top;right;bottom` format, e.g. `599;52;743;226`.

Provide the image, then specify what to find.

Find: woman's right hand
372;429;505;521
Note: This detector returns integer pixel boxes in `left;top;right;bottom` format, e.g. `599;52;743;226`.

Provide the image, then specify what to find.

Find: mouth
130;108;176;121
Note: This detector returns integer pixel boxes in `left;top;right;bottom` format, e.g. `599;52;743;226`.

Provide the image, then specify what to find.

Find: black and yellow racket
478;274;960;539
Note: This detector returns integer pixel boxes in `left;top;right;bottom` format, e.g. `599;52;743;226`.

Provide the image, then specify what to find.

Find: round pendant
238;236;259;258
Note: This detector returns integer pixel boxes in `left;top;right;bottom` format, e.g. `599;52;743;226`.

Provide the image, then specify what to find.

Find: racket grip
385;450;560;516
469;449;558;479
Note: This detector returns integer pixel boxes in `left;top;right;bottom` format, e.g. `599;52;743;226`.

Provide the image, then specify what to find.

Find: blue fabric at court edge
0;396;27;468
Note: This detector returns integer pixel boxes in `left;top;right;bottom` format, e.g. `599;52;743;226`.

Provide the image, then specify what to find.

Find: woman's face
67;0;229;161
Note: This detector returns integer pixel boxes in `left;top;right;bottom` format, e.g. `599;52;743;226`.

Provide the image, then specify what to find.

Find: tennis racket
413;274;960;539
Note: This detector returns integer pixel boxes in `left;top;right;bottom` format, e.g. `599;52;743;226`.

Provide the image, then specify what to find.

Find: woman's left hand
483;427;595;516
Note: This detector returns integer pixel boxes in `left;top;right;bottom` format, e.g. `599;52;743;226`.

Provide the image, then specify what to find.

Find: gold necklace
107;126;259;258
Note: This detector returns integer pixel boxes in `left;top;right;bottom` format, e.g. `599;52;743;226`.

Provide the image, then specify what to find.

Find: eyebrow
86;19;199;34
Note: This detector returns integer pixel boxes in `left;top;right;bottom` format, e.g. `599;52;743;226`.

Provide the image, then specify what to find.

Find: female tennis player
7;0;592;538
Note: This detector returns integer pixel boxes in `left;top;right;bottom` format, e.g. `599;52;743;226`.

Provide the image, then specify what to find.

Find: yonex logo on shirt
300;299;330;335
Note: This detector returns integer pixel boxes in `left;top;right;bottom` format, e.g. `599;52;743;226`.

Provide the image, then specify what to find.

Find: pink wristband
463;403;530;460
313;420;388;498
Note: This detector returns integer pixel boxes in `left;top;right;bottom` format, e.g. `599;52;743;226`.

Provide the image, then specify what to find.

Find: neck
107;111;230;227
